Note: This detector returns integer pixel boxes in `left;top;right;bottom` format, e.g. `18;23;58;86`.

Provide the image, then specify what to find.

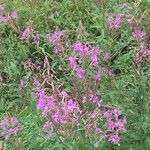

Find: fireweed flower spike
69;55;77;70
20;28;32;41
0;116;23;140
132;29;147;42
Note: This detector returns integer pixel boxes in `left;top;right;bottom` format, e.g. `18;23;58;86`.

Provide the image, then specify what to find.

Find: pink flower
69;55;77;69
64;99;80;113
132;30;147;41
91;55;99;66
112;108;122;117
47;31;67;53
48;31;66;45
143;49;150;56
95;128;102;134
72;42;83;52
72;42;89;56
104;111;112;119
47;96;55;109
0;116;23;140
20;28;32;40
43;121;51;129
89;94;101;106
0;16;10;24
107;120;116;130
116;119;127;133
10;10;17;19
51;111;60;123
90;47;100;56
108;134;120;145
76;67;85;78
108;15;122;30
37;89;46;110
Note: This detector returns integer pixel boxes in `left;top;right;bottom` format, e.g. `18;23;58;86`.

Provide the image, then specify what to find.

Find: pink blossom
20;28;32;40
72;42;89;56
47;96;55;109
91;55;99;66
47;31;67;53
116;119;127;133
89;94;101;106
95;128;102;134
95;73;101;81
107;120;116;130
104;111;112;119
69;55;77;69
10;10;17;19
112;108;122;117
0;116;23;140
37;89;46;110
143;49;150;56
76;67;85;78
64;99;80;113
132;30;147;41
90;47;100;56
72;42;83;52
108;134;120;145
108;15;122;30
43;121;52;129
0;16;10;24
51;111;60;123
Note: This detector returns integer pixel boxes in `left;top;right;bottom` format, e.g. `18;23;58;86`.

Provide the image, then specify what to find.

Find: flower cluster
0;5;17;24
34;79;126;147
47;31;68;53
132;29;150;63
108;15;122;30
0;116;23;140
34;80;81;139
132;30;147;42
70;42;112;80
89;108;126;148
104;109;127;144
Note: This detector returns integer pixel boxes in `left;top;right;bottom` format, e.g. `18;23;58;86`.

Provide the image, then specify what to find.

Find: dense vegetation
0;0;150;149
